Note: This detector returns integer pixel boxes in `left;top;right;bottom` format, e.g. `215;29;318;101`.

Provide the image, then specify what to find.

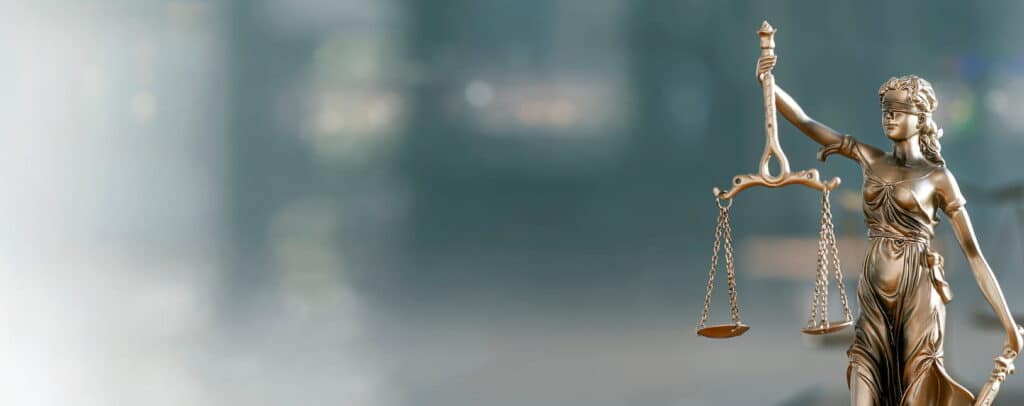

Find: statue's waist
867;231;929;244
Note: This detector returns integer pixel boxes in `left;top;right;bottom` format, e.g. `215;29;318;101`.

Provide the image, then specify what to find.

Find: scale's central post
758;21;788;180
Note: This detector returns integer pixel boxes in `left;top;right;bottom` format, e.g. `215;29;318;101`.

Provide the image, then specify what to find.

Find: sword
975;324;1024;406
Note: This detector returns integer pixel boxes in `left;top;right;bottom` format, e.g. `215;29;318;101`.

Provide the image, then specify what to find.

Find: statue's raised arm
756;53;885;167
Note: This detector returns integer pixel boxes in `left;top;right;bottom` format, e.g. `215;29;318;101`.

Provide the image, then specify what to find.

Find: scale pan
801;319;853;335
697;323;750;338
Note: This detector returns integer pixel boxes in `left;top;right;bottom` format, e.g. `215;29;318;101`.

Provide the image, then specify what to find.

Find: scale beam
713;169;840;200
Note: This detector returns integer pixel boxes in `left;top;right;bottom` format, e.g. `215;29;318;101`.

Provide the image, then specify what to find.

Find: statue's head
878;75;945;164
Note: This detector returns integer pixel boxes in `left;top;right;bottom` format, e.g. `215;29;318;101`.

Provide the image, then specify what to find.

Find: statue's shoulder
848;135;886;165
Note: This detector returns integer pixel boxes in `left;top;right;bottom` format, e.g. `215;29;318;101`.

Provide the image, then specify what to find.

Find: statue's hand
756;55;777;84
1005;324;1024;358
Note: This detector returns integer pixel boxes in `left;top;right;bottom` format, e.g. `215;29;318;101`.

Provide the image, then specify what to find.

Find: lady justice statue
755;25;1024;405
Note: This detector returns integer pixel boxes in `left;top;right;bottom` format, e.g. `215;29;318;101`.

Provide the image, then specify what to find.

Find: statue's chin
884;133;905;141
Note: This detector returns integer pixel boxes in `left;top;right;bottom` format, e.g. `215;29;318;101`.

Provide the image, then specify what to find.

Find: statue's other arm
937;168;1022;355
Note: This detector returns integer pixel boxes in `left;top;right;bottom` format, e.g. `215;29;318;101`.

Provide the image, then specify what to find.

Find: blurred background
4;0;1024;405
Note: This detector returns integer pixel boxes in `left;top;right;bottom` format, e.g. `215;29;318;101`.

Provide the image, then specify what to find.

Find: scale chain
820;194;830;326
698;200;727;329
808;232;822;327
823;189;853;321
808;189;833;328
722;201;742;324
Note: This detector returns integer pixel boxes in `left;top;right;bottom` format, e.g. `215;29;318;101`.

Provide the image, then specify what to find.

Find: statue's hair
879;75;945;166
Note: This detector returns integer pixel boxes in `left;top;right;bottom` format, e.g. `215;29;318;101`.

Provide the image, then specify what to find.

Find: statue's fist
1004;324;1024;360
756;55;777;84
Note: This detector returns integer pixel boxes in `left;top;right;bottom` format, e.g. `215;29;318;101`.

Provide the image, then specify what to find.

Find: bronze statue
753;23;1023;405
695;21;1023;406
